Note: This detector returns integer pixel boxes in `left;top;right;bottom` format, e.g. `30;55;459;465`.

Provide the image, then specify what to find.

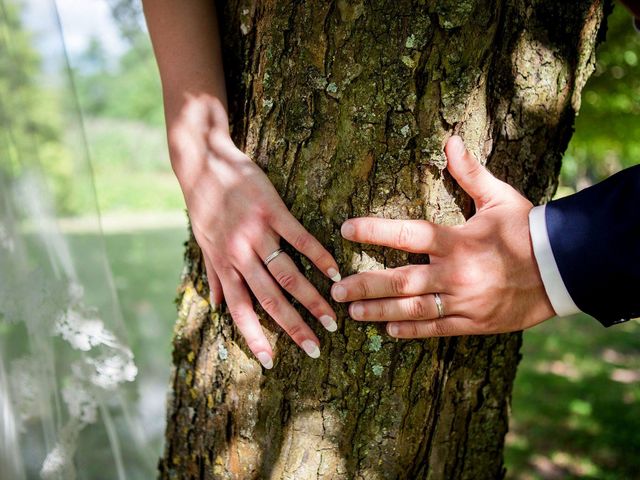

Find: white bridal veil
1;1;157;478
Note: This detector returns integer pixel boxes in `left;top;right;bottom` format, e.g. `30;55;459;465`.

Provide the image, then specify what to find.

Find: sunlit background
4;0;640;478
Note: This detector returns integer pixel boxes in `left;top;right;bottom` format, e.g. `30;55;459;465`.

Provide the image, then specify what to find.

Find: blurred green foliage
2;0;178;216
70;30;183;213
563;4;640;191
0;0;76;212
73;35;164;126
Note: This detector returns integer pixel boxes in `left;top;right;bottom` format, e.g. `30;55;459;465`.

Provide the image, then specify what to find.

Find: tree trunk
160;1;608;478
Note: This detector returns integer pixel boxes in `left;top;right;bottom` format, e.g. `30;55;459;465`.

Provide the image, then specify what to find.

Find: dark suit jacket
545;164;640;326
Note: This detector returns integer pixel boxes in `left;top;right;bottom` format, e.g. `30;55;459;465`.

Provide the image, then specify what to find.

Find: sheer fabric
0;1;156;478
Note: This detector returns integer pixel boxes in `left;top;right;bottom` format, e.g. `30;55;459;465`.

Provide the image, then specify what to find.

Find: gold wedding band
264;248;284;266
434;293;445;319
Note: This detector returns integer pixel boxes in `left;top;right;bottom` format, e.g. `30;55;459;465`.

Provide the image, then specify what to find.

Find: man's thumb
444;135;500;207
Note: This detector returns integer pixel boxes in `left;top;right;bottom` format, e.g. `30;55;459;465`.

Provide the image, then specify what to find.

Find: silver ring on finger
263;248;284;266
433;293;445;319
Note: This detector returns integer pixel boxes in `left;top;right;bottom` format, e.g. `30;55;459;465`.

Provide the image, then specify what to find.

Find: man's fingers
257;240;338;333
444;135;501;208
340;218;448;255
386;316;475;338
217;267;274;369
348;293;453;322
331;265;443;302
271;209;342;281
241;257;323;359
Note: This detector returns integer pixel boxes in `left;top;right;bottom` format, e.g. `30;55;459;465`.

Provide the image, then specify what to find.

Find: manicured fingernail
341;222;355;239
387;323;400;337
301;340;320;359
327;267;341;282
256;352;273;369
351;302;365;319
319;315;338;332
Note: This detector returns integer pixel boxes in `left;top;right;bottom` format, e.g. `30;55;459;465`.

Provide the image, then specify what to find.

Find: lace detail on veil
1;183;139;479
40;420;83;480
56;284;121;352
9;357;42;423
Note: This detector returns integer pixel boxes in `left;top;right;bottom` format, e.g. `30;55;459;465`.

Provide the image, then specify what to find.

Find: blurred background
2;0;639;478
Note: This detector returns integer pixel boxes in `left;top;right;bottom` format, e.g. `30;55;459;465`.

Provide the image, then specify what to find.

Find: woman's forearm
142;0;231;178
142;0;229;127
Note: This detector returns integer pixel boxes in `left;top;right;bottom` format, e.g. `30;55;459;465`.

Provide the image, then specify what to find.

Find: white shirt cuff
528;205;581;317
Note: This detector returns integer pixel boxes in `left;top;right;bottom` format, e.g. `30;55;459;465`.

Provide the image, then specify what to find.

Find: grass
506;316;640;479
55;117;185;215
85;117;185;213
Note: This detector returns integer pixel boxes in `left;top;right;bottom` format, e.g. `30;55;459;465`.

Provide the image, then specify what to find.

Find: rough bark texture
160;1;608;479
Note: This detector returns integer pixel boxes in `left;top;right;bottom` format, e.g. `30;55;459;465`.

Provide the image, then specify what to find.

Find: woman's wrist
166;92;233;181
165;92;230;137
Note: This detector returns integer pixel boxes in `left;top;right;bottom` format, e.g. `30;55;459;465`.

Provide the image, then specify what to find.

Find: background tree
160;1;609;479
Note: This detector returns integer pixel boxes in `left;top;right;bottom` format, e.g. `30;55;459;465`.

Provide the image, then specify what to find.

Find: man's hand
332;136;556;338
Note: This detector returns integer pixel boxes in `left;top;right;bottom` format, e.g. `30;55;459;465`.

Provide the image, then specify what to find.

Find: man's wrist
528;204;581;317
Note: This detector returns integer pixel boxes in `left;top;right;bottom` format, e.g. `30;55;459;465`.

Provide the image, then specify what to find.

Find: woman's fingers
271;208;342;282
240;257;322;359
340;218;449;255
203;255;224;308
331;264;443;303
258;243;338;332
217;266;274;369
386;316;476;338
347;293;454;322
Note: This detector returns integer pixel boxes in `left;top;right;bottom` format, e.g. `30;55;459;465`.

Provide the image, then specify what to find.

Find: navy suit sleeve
545;165;640;326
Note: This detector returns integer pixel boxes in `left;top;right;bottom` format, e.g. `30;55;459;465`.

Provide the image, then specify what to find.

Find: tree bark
160;1;608;478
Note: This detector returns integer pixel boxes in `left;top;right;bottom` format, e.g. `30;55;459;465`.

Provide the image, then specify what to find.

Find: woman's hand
169;95;340;368
332;135;555;338
143;1;339;368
